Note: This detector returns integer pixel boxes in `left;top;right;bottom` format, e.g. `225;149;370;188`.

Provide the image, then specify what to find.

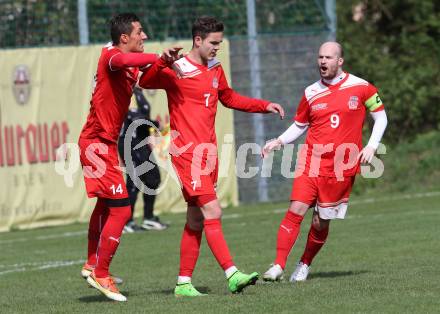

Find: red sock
179;224;203;277
94;205;131;278
274;211;304;269
300;224;329;266
87;198;108;266
204;219;234;271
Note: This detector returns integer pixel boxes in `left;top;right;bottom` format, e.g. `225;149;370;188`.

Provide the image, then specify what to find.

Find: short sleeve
294;95;310;125
364;84;384;112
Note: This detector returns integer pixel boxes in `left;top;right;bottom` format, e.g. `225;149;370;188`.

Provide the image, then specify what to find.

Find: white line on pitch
0;260;85;276
0;230;87;245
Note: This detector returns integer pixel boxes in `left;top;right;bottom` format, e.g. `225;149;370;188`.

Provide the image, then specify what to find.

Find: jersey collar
184;55;208;71
321;71;349;88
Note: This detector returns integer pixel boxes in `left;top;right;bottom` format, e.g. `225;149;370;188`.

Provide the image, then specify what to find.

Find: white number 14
110;184;123;195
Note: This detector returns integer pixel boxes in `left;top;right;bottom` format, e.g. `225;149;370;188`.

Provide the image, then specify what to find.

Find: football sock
274;211;304;269
300;224;329;266
94;205;131;278
87;198;108;266
225;266;238;279
177;276;192;284
204;219;234;271
179;224;203;278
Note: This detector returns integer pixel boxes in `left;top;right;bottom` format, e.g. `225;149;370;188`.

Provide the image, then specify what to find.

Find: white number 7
204;93;210;107
191;180;197;190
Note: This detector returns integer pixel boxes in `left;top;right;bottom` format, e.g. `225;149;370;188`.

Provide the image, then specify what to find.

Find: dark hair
110;13;140;45
192;16;224;40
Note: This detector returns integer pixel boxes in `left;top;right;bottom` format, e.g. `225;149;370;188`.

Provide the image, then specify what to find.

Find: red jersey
294;73;384;177
80;44;157;143
139;56;270;155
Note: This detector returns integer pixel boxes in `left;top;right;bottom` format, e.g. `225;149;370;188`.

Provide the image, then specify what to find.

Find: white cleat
87;272;127;302
263;264;284;281
290;262;310;282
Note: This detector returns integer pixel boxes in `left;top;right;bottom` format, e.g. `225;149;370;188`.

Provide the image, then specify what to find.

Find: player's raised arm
138;46;183;90
218;67;284;119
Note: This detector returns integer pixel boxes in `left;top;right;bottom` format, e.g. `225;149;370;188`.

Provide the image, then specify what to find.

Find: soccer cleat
80;263;123;285
263;264;284;281
87;271;127;302
174;282;206;297
227;270;259;294
141;216;169;231
289;262;310;282
81;263;94;279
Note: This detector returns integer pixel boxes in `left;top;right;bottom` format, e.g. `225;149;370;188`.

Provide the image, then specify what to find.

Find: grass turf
0;192;439;313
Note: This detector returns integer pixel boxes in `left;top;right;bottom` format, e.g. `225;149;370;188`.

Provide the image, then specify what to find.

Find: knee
312;216;329;231
288;201;309;216
187;216;204;232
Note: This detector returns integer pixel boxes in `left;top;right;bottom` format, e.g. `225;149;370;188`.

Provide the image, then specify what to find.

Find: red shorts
171;153;218;207
290;174;355;219
78;137;128;199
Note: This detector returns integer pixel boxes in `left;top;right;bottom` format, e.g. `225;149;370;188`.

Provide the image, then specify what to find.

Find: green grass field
1;192;439;313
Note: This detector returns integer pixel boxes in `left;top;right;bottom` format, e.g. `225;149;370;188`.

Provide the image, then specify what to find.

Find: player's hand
261;138;282;158
161;46;183;63
357;146;376;164
266;103;285;120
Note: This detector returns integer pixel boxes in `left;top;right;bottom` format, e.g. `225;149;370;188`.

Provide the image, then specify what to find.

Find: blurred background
0;0;439;215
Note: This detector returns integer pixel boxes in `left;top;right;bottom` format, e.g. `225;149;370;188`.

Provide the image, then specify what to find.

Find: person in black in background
118;87;169;232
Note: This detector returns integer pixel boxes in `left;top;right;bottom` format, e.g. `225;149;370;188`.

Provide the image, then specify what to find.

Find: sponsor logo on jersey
212;77;219;89
12;65;31;105
311;103;328;111
348;96;359;110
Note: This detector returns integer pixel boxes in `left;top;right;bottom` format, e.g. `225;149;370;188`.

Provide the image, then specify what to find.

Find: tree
337;0;440;143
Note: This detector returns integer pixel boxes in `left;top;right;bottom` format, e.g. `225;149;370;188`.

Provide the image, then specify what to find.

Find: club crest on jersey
212;77;219;89
348;96;359;110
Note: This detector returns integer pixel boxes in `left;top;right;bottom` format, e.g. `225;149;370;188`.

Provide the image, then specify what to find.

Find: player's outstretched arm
161;46;183;63
109;53;159;71
266;103;285;120
138;46;181;89
138;46;183;89
218;68;285;117
261;122;308;158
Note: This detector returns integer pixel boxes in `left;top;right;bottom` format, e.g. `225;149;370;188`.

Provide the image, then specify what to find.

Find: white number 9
330;114;339;128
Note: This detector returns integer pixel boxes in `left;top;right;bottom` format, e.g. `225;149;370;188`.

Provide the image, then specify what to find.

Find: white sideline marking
36;230;87;240
0;260;85;276
0;230;87;245
223;213;241;219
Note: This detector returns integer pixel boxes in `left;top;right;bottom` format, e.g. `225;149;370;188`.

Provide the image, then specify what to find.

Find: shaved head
319;42;344;58
317;41;344;80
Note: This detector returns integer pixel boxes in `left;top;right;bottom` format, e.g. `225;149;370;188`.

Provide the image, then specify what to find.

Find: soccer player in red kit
262;42;388;282
139;16;284;296
78;13;179;301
